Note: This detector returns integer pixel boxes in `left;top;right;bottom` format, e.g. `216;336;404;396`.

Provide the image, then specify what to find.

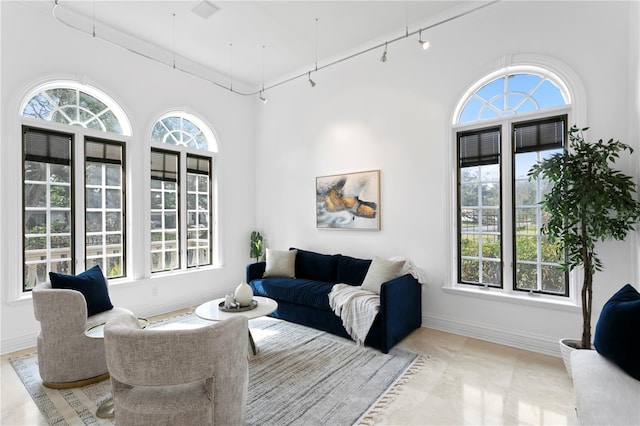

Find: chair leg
248;329;257;355
42;372;110;389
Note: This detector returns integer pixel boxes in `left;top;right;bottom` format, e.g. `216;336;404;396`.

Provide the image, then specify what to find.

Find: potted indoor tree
250;231;264;263
529;125;640;374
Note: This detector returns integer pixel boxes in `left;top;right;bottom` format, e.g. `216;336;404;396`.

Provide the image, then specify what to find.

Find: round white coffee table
195;296;277;355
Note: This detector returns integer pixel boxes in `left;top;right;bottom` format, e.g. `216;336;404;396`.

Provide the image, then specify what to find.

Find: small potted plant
529;125;640;375
250;231;264;263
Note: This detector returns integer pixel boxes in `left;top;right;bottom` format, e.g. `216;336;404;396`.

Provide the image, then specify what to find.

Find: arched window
457;69;569;124
21;81;131;135
20;81;130;291
151;113;217;152
150;112;218;273
453;65;572;297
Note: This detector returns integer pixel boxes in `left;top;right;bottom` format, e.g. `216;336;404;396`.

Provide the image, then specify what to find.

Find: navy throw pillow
336;255;372;286
290;248;338;283
49;265;114;317
594;283;640;380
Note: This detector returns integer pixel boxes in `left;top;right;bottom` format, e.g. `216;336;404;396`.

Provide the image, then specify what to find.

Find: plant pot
559;338;594;379
559;338;581;378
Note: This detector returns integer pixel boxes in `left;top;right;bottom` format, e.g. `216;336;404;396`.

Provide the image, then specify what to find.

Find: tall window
85;139;126;277
454;69;570;296
512;117;568;294
457;127;502;286
150;150;180;272
23;127;74;290
150;112;217;273
21;82;130;291
186;156;212;267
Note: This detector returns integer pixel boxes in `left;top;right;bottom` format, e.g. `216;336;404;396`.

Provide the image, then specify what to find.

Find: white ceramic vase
234;281;254;307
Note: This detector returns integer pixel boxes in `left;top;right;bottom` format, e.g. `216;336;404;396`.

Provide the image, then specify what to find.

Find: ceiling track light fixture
172;13;177;69
418;29;430;50
51;0;500;97
91;0;96;37
308;18;318;88
228;42;234;92
314;17;319;72
259;45;267;103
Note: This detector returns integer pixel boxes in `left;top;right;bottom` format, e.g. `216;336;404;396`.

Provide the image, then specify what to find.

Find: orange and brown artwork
316;170;380;229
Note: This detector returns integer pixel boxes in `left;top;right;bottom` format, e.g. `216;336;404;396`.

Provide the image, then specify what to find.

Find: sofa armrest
246;262;266;282
571;350;640;425
379;274;422;352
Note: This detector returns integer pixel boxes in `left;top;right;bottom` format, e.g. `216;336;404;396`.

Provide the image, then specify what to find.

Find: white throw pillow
263;249;297;278
360;257;405;294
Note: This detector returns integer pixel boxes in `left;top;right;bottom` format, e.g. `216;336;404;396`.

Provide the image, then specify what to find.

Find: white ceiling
32;1;491;93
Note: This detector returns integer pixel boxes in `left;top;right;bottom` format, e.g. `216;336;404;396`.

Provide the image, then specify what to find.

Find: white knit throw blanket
328;284;380;346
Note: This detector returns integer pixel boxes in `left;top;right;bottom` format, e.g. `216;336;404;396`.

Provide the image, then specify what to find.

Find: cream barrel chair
32;281;133;389
104;313;249;426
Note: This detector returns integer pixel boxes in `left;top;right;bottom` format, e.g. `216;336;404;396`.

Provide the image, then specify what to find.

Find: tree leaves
529;125;640;275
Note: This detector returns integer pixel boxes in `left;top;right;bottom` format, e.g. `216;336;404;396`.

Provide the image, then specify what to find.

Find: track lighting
418;30;430;50
52;0;499;96
259;45;267;103
308;72;316;87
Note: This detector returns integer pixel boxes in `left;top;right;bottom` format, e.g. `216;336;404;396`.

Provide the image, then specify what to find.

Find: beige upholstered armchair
32;281;132;389
104;313;249;426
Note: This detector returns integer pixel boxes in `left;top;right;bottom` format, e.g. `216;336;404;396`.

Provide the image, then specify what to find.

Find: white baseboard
422;313;562;358
1;333;39;355
4;308;562;357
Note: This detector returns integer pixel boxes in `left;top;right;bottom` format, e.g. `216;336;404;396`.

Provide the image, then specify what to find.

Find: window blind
24;127;71;165
458;127;501;167
151;150;178;182
513;116;566;153
187;155;210;175
86;139;122;164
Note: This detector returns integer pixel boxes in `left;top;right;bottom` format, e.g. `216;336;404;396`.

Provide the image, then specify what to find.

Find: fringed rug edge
355;354;428;425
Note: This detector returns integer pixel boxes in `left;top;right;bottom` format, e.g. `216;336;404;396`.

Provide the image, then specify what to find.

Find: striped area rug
11;314;421;425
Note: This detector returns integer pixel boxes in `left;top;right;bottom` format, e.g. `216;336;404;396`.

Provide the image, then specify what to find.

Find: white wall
0;1;257;354
254;1;640;356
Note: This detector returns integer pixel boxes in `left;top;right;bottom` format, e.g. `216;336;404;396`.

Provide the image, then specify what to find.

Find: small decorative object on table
234;280;254;307
224;293;236;309
218;299;258;312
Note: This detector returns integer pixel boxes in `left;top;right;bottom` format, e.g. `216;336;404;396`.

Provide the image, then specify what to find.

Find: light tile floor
377;328;577;425
1;315;577;425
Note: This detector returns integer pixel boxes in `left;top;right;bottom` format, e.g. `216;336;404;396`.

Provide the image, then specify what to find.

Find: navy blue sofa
246;248;422;353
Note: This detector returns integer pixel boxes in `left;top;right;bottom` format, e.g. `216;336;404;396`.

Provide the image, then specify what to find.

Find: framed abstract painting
316;170;380;230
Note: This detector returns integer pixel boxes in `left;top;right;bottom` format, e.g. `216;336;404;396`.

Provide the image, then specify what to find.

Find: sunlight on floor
517;400;570;425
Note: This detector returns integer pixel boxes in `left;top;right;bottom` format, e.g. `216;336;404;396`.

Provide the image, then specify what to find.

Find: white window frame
18;80;132;294
149;111;220;276
445;56;587;309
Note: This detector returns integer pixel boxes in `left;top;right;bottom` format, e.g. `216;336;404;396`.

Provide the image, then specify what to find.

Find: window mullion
75;133;85;272
179;153;188;270
502;121;515;294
